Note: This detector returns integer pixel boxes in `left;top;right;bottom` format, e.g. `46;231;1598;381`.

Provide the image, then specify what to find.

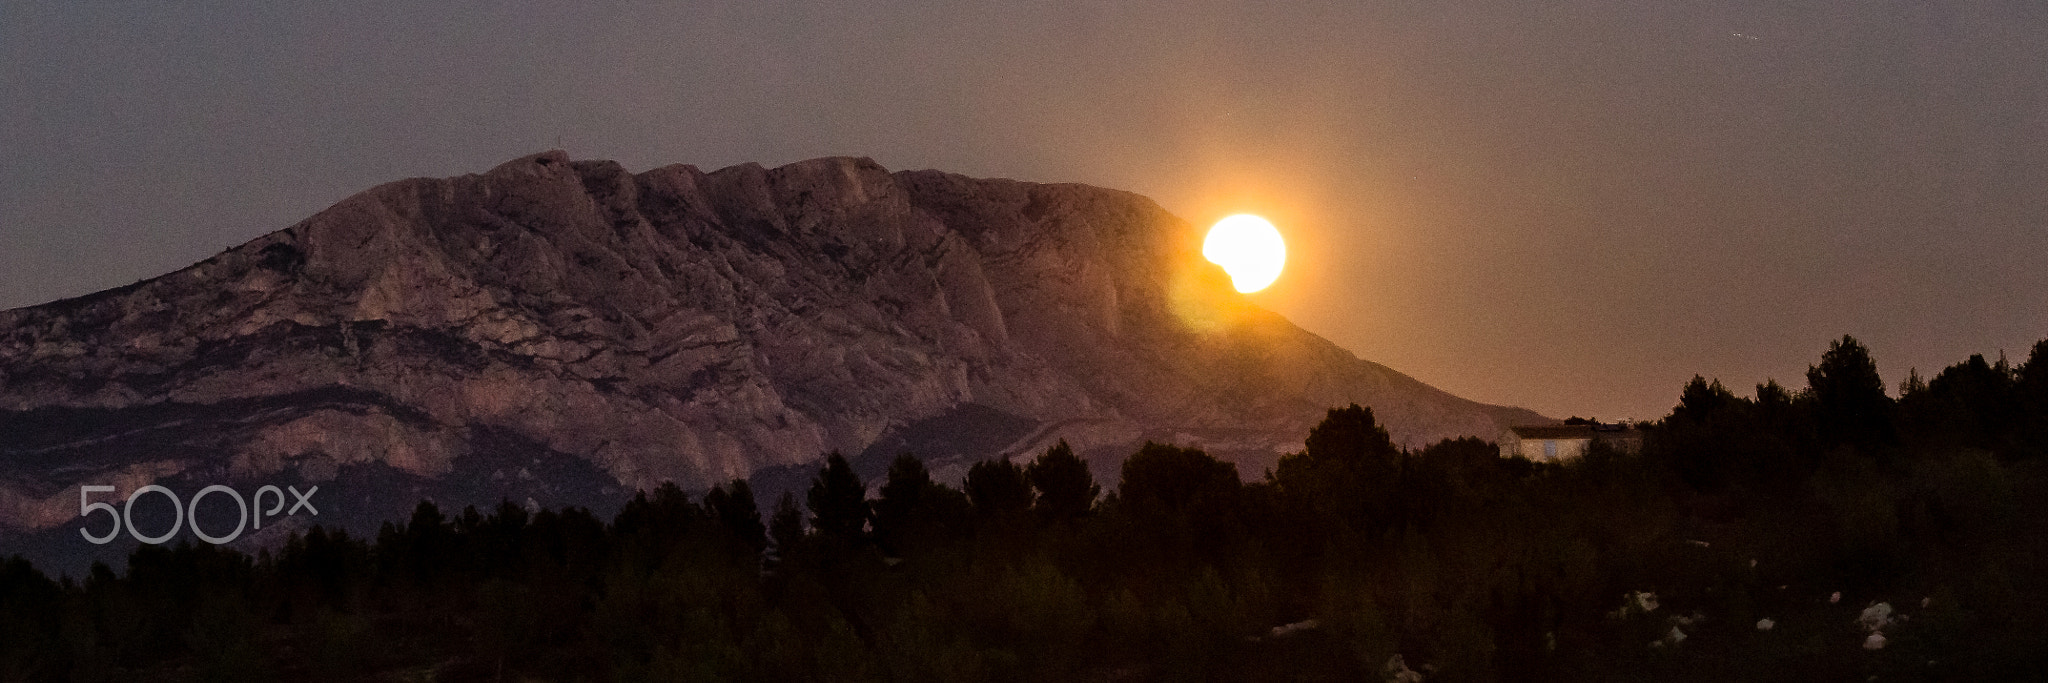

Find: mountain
0;152;1544;566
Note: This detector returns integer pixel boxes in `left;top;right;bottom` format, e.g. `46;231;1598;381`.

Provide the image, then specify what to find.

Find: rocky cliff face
0;152;1544;538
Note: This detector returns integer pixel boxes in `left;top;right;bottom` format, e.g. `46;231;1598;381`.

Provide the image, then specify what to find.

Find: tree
1807;335;1896;452
872;454;932;533
1899;368;1928;397
1672;376;1740;424
871;453;971;556
1118;442;1240;513
382;501;456;587
965;457;1033;518
1027;441;1099;521
1274;405;1402;533
1302;404;1400;466
613;481;700;540
2018;340;2048;459
768;492;805;560
1755;379;1794;411
2021;340;2048;407
1752;378;1809;452
806;452;870;542
704;479;768;558
1902;354;2019;454
1655;376;1756;491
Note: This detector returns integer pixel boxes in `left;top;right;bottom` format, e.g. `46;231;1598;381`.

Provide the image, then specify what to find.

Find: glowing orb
1202;214;1286;293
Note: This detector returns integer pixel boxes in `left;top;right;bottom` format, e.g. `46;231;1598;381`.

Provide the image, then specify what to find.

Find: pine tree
806;452;870;542
705;479;768;558
768;492;805;563
965;458;1033;517
1026;441;1099;521
1806;335;1896;453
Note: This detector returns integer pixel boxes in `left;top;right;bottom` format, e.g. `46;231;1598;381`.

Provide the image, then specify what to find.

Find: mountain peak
0;152;1543;549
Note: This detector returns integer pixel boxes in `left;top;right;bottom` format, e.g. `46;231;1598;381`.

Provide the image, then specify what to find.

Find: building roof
1508;423;1643;441
1508;424;1598;440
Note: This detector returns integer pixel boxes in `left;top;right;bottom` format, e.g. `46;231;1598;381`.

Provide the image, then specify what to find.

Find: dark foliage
1118;442;1241;513
1026;440;1098;522
3;336;2046;680
1808;335;1898;454
807;451;871;543
872;453;972;557
703;479;769;558
963;457;1032;518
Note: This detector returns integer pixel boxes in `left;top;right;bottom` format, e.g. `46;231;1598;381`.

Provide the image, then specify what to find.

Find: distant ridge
0;151;1546;554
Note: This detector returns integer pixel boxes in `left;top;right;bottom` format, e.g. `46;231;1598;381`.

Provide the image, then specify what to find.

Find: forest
1;335;2045;681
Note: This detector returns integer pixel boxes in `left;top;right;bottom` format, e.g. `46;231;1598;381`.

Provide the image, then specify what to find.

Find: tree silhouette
2020;340;2048;460
1807;335;1896;453
1274;404;1402;533
964;457;1032;518
1302;404;1401;463
1673;376;1740;424
806;452;870;542
768;491;805;561
1118;442;1239;513
1026;441;1099;521
7;334;2048;681
872;453;970;556
704;479;768;558
613;481;699;540
1909;354;2018;453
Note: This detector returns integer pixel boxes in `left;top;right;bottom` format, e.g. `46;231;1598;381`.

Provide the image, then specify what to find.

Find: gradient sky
4;1;2045;421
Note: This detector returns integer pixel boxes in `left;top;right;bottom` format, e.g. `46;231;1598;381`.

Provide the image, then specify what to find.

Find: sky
4;0;2045;421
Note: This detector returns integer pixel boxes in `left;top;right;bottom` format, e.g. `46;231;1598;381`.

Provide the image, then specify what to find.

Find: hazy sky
5;1;2045;421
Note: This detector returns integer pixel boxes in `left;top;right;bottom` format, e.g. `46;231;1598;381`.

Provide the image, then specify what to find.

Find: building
1500;422;1642;462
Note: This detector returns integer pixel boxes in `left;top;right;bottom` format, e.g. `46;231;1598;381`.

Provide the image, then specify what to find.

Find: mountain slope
0;151;1544;538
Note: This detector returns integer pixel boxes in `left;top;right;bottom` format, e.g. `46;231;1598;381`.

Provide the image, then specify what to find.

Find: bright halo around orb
1203;214;1286;293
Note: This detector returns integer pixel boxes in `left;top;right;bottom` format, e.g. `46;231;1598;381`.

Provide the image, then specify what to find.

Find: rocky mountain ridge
0;151;1544;540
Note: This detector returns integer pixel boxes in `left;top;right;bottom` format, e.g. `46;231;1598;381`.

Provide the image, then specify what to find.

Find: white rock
1384;654;1423;683
1655;626;1687;648
1269;619;1320;638
1859;602;1893;632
